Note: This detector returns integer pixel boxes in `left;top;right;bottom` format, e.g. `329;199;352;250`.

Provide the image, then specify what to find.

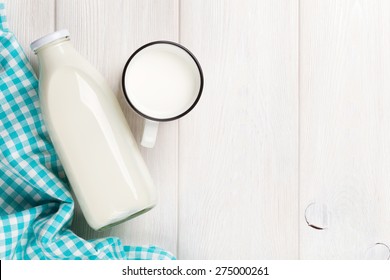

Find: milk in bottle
30;30;157;230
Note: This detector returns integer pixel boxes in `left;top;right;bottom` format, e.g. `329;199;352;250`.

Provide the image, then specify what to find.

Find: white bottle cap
30;29;70;52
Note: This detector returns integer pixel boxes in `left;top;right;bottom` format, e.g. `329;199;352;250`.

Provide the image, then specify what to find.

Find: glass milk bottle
30;30;157;230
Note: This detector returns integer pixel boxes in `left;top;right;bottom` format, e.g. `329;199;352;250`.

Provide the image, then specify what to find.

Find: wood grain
300;0;390;259
3;0;55;72
55;0;179;254
7;0;390;260
178;0;299;259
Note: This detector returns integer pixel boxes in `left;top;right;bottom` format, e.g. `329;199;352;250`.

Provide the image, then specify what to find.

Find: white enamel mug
122;41;204;148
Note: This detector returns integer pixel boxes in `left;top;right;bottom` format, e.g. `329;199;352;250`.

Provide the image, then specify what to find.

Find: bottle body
36;37;157;230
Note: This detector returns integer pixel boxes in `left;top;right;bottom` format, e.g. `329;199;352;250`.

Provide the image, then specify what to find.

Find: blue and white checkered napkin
0;3;174;260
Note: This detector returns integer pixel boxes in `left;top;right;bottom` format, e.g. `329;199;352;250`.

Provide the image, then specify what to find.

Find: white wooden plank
3;0;55;72
179;0;299;259
56;0;179;255
300;0;390;259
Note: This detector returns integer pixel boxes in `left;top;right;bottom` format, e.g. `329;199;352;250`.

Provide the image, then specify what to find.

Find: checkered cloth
0;3;174;260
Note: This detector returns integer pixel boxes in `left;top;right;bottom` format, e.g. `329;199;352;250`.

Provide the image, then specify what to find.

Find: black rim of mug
121;40;204;122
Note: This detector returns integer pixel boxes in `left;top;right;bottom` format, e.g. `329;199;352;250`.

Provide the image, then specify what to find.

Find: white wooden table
4;0;390;259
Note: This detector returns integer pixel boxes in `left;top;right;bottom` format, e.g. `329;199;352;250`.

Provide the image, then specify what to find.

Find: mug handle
141;119;159;148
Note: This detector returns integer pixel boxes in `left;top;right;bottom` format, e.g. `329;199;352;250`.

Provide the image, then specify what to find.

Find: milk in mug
30;30;157;231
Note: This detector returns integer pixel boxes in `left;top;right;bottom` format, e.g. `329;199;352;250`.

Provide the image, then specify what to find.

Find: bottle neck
36;38;76;73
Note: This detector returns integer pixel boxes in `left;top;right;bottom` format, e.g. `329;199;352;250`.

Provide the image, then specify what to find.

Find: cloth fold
0;3;174;260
